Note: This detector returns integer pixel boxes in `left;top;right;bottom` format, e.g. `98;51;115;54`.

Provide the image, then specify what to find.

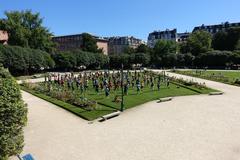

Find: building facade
52;34;109;55
176;32;190;42
0;30;8;45
147;29;177;48
107;36;143;55
193;22;240;34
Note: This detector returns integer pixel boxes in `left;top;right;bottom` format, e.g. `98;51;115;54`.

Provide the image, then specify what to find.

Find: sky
0;0;240;40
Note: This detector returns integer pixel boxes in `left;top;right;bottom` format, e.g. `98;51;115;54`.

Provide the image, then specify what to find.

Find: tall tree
186;30;212;56
225;27;240;51
212;31;228;51
123;46;135;54
151;40;177;66
0;10;56;53
135;44;149;53
212;27;240;51
153;40;177;56
81;33;102;53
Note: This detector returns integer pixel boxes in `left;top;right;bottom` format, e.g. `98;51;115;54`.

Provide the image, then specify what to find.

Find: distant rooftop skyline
0;0;239;40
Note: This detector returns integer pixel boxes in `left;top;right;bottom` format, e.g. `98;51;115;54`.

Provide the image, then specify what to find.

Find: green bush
0;44;55;76
0;67;27;160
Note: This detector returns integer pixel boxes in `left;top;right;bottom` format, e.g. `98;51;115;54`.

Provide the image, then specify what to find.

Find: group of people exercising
45;70;170;97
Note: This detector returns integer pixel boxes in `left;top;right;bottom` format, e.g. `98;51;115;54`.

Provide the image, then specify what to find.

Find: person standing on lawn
157;80;160;91
136;79;141;94
124;82;129;95
105;86;110;97
167;78;170;88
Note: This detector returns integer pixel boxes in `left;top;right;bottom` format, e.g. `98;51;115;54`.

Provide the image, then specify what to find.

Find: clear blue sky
0;0;239;40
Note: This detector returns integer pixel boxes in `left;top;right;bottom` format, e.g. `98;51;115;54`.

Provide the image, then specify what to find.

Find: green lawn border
21;86;92;121
21;81;217;121
172;70;240;87
170;82;202;93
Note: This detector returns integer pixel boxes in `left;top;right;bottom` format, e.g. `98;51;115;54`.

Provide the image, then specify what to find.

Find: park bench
158;97;173;103
209;92;224;95
99;111;121;121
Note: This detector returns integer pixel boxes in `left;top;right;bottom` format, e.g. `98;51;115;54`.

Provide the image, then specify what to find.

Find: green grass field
173;70;240;86
21;81;216;121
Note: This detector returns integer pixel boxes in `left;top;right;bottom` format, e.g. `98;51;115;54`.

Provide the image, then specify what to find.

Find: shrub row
0;67;27;160
0;44;55;76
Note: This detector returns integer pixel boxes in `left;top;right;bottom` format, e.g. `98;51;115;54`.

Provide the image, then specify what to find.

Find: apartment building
107;36;143;55
193;21;240;34
52;33;108;55
147;29;177;48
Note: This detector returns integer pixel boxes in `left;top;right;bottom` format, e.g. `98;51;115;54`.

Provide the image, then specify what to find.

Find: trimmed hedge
0;44;55;76
0;67;27;160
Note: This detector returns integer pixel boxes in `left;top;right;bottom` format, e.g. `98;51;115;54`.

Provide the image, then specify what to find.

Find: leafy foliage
185;30;212;56
0;67;27;160
0;10;56;53
81;33;102;53
53;50;109;70
0;44;55;75
212;27;240;51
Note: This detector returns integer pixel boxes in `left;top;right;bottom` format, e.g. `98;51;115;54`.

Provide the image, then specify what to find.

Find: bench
99;111;121;121
158;97;173;103
209;92;224;95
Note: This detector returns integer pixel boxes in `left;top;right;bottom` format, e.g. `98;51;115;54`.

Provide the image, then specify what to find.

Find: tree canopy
81;33;103;53
0;10;56;53
212;27;240;51
185;30;212;56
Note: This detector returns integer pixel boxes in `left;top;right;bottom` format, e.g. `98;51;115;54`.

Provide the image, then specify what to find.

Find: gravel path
13;71;240;160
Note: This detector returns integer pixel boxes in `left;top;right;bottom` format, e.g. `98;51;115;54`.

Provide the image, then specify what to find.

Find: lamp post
120;63;124;112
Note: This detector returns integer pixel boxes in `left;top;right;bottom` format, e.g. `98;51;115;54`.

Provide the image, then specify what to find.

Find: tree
0;67;27;160
212;31;228;51
0;44;55;75
0;10;56;53
186;30;212;56
236;40;240;50
225;27;240;51
74;50;91;67
131;53;150;66
151;40;177;67
195;50;233;67
162;53;177;67
53;52;76;71
179;42;190;54
212;27;240;51
123;46;135;54
109;55;121;69
183;53;195;66
153;40;177;55
81;33;102;53
135;44;149;53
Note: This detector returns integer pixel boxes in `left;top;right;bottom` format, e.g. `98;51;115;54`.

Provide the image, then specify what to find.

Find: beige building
107;36;143;55
96;38;108;55
52;33;108;55
0;30;8;45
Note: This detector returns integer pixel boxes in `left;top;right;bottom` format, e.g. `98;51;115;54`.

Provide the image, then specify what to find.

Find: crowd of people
44;70;170;97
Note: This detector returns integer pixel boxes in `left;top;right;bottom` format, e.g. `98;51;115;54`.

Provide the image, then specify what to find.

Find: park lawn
21;86;116;121
173;70;240;86
22;82;216;121
84;83;216;110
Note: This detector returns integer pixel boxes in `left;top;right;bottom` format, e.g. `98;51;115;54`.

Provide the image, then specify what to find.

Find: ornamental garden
172;69;240;86
21;70;216;121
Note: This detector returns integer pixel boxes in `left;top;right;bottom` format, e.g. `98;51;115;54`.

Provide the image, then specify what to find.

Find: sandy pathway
12;71;240;160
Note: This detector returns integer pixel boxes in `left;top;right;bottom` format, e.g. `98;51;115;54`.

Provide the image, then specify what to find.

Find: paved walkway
14;71;240;160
